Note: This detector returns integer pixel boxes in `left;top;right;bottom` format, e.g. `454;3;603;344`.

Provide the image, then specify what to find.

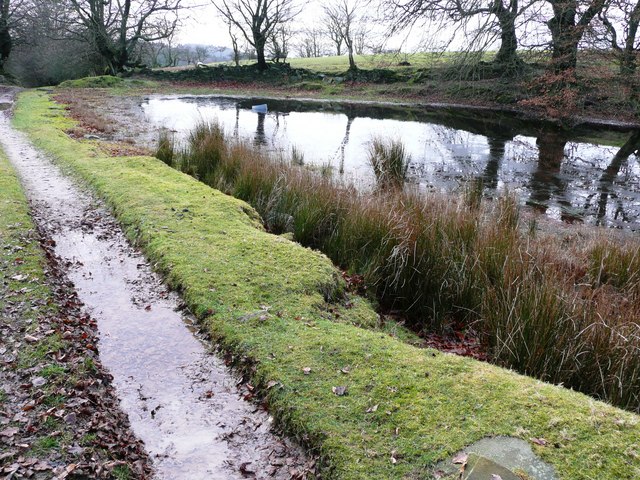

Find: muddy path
0;88;312;479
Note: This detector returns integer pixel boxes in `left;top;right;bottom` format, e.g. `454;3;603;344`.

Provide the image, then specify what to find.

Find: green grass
112;465;132;480
14;90;640;479
17;334;64;369
0;149;51;317
58;75;156;91
40;364;67;378
214;52;488;74
33;436;60;453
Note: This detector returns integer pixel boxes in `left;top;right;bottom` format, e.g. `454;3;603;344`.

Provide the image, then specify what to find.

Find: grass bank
14;90;640;479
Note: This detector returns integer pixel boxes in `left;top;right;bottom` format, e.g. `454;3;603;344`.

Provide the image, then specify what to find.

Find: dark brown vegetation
157;122;640;412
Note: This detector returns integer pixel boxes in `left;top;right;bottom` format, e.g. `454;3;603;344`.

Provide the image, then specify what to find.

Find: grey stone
463;453;520;480
433;436;557;480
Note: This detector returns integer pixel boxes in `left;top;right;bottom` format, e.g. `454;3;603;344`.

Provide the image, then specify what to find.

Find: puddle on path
0;89;310;479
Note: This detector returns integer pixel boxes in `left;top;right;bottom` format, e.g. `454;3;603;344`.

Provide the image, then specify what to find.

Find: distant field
210;52;484;73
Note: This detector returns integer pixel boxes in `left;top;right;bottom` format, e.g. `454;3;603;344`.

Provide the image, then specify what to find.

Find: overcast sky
177;2;325;46
174;1;437;51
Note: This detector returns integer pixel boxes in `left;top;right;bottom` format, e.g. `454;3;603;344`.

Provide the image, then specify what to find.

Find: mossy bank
13;89;640;479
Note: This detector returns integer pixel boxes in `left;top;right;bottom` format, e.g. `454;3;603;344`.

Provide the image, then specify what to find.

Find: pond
141;95;640;230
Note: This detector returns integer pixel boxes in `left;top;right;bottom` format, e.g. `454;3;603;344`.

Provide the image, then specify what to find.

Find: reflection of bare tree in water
234;105;240;137
526;130;576;221
481;134;514;190
590;130;640;226
270;111;287;144
334;114;355;175
254;112;267;146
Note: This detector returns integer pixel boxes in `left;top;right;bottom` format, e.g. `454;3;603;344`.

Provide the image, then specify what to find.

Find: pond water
141;95;640;230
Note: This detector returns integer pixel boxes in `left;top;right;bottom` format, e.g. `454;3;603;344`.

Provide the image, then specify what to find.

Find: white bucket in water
251;104;268;113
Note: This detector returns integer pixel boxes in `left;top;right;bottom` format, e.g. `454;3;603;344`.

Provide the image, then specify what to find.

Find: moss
13;90;640;480
58;75;125;89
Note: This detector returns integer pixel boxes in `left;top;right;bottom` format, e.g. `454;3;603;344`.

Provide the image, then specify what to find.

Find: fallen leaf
0;427;18;438
332;386;348;396
31;376;46;388
452;452;468;465
531;437;548;446
239;461;256;477
366;404;378;413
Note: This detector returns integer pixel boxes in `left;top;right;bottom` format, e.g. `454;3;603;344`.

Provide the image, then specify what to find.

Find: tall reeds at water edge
157;121;640;412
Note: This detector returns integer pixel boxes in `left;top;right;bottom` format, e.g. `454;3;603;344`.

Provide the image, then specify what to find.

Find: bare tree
268;23;291;62
324;8;344;55
353;22;372;54
544;0;610;72
61;0;182;74
598;0;640;75
296;26;325;57
228;22;241;65
212;0;301;70
194;44;210;63
323;0;365;71
386;0;535;70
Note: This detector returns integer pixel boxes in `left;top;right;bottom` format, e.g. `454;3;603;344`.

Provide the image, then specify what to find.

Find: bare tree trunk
546;0;607;73
0;0;10;72
547;6;579;72
347;47;356;70
255;35;267;69
230;34;240;66
493;9;521;68
0;25;10;72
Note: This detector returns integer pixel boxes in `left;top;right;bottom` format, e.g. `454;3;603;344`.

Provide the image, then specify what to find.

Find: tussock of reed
156;122;640;412
156;129;175;167
367;136;411;188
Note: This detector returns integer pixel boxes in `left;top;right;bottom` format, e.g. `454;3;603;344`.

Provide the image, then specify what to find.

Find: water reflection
141;96;640;230
254;112;267;146
527;131;573;221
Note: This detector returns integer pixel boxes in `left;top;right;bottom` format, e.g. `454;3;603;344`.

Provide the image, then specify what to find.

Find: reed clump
156;122;640;412
367;136;411;188
156;129;175;167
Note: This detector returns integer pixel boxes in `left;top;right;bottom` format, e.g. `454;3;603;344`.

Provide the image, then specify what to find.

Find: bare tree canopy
59;0;182;74
598;0;640;75
212;0;302;69
323;0;366;71
296;26;326;57
385;0;537;71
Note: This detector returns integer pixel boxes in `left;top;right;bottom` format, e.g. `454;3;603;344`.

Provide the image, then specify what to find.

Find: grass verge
13;89;640;479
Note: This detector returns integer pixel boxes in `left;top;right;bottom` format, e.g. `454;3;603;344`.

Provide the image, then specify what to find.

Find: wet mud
0;88;312;479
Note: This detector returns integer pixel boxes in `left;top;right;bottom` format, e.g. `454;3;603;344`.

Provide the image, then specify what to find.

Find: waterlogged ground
0;90;313;479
